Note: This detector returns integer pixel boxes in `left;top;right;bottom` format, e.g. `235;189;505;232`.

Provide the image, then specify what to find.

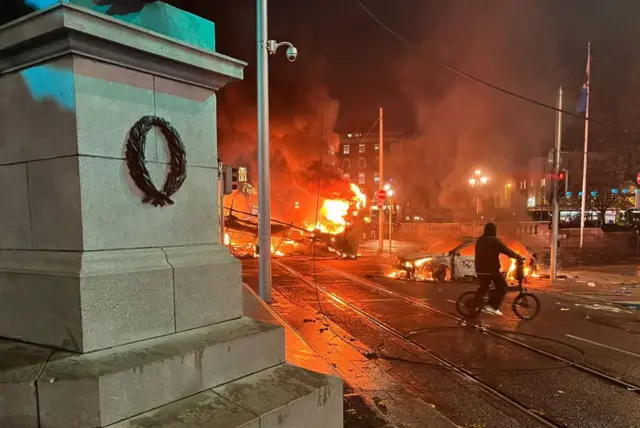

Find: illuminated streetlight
387;189;394;197
468;170;488;236
383;183;391;192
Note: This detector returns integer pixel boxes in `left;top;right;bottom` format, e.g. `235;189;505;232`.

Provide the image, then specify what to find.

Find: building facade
336;132;405;200
524;151;638;224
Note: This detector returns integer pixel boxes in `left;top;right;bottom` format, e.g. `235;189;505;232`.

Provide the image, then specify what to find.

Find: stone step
36;317;284;427
108;363;343;428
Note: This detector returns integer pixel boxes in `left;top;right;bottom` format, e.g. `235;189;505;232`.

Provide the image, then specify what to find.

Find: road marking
446;299;456;304
565;334;640;359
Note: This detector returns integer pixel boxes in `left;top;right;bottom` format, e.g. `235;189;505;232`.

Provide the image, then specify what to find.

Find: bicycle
455;258;540;320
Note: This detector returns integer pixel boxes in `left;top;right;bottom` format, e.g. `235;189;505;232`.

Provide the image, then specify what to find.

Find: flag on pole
578;42;591;250
576;45;591;113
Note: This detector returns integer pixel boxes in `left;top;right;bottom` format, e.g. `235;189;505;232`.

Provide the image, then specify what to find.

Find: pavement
242;274;458;428
242;253;640;428
533;265;640;309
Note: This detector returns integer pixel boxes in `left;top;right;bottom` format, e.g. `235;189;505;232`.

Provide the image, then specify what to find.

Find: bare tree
584;155;632;224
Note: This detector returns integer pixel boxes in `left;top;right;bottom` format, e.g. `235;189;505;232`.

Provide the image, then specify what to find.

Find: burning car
391;238;538;283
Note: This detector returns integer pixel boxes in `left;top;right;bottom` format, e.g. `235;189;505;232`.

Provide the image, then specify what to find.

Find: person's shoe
484;307;503;316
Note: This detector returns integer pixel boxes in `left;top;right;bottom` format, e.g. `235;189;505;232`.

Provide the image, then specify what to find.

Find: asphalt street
243;255;640;428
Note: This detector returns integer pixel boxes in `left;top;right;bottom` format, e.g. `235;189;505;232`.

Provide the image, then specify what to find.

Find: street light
256;0;298;303
468;170;488;236
385;187;394;254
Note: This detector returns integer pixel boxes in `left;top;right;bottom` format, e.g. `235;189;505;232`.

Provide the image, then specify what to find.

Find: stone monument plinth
0;3;342;427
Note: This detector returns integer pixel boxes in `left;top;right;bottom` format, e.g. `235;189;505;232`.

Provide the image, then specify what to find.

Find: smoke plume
217;50;341;220
396;0;559;215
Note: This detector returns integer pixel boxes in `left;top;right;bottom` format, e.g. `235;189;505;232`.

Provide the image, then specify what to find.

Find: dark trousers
476;272;508;310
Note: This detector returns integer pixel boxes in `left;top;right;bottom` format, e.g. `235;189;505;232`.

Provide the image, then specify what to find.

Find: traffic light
222;165;239;195
557;169;568;198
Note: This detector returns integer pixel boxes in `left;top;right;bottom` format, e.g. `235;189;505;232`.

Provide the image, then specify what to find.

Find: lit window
524;181;527;189
359;144;365;153
374;144;379;151
358;172;365;184
541;178;545;187
358;157;366;168
343;159;350;169
239;166;247;182
343;144;350;154
343;173;350;180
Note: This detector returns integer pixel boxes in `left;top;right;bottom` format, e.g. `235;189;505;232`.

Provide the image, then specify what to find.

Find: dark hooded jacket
474;223;520;274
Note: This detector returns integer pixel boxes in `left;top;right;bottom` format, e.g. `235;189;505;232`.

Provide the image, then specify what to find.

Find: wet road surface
243;256;640;428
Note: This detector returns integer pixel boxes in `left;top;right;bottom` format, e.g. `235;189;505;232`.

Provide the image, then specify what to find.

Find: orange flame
307;183;367;235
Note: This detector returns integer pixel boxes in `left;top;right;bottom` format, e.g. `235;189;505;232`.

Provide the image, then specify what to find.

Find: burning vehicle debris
221;163;368;259
390;238;538;283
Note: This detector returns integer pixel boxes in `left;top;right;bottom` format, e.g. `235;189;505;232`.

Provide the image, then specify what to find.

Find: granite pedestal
0;3;342;427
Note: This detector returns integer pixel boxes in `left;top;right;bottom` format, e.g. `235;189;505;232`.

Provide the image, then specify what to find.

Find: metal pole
551;86;563;281
579;42;591;249
388;198;392;254
220;174;225;245
473;194;479;236
378;107;384;252
257;0;271;302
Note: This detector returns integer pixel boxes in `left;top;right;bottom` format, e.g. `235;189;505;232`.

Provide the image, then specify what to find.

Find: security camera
285;46;298;62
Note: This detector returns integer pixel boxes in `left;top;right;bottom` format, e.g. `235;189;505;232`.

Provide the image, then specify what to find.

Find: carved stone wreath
125;116;187;207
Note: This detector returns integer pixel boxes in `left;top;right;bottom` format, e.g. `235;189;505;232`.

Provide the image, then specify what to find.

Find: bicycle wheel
456;291;483;318
512;292;540;320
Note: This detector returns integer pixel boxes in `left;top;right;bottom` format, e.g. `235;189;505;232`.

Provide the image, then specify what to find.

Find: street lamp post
256;0;298;303
468;171;488;236
387;187;394;254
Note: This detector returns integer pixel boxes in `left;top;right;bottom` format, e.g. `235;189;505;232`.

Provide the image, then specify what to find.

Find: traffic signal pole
378;107;384;252
551;87;563;282
220;177;225;245
388;198;393;254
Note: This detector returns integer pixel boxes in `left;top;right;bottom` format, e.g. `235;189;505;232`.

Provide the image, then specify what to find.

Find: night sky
4;0;640;210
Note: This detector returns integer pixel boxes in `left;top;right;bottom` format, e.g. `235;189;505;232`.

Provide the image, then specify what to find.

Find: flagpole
579;42;591;250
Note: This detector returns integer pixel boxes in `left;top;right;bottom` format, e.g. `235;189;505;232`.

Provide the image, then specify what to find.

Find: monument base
0;317;342;428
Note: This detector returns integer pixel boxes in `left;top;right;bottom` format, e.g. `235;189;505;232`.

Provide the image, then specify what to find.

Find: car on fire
392;238;538;283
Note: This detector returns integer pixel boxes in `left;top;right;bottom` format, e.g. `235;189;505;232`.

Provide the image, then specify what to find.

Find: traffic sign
636;172;640;185
376;189;387;200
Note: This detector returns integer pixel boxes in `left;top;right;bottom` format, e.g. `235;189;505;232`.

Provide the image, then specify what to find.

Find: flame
350;183;367;210
506;257;532;281
225;181;367;258
307;183;367;235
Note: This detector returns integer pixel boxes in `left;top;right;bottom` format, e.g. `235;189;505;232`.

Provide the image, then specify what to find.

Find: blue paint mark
21;65;75;111
24;0;60;8
23;0;215;52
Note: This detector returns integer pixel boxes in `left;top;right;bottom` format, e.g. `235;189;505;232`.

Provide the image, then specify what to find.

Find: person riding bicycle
474;222;524;316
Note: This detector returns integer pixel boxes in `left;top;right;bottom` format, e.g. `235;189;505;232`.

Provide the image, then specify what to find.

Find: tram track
274;260;565;428
322;264;640;393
